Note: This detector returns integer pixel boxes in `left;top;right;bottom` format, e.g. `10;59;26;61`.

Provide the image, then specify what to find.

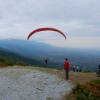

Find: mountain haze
0;39;56;58
0;39;100;71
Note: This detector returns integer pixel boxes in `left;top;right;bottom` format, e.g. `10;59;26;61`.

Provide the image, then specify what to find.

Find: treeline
0;56;29;67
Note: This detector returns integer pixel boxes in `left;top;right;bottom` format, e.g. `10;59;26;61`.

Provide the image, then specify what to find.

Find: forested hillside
0;56;28;66
0;47;45;67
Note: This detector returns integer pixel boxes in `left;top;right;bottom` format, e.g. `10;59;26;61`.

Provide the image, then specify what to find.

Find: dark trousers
97;70;100;77
65;70;69;79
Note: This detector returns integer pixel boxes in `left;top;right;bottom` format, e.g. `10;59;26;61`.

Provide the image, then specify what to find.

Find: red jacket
64;60;70;70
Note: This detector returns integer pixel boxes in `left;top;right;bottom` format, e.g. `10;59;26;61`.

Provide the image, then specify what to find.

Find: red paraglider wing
27;27;66;40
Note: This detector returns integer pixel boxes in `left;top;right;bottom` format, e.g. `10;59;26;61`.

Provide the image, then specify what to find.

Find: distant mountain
0;39;56;58
0;39;100;71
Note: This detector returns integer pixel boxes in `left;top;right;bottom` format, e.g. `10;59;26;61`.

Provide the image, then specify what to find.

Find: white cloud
41;37;100;48
0;0;100;48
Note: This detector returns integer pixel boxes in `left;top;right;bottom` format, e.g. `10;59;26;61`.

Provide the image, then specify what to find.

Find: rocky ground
0;66;73;100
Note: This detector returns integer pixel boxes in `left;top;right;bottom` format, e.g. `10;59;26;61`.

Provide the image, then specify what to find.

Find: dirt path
0;67;73;100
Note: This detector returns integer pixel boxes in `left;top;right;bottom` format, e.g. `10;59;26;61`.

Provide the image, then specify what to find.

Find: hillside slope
0;47;46;67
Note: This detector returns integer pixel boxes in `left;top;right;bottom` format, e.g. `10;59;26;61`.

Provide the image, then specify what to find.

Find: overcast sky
0;0;100;48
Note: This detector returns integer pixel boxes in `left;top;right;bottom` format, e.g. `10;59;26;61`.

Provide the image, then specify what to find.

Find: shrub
83;70;91;73
72;80;100;100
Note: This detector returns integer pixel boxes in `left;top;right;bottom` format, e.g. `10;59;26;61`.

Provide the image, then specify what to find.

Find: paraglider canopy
27;27;66;40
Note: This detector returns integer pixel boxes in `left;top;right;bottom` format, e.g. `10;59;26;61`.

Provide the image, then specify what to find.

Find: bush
83;70;92;73
72;80;100;100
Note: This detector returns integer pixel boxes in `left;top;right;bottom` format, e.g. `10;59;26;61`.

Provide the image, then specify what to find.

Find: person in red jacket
64;58;70;80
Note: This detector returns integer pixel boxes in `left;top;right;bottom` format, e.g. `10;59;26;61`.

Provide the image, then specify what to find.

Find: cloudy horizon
0;0;100;48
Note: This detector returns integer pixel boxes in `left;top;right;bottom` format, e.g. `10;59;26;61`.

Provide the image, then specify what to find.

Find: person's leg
99;70;100;77
65;70;69;79
97;70;100;77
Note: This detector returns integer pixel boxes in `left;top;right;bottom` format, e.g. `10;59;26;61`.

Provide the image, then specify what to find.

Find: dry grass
40;68;100;84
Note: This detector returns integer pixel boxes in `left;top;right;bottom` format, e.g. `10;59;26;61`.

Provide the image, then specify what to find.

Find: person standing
45;58;48;64
64;58;70;80
76;66;79;72
79;66;82;72
73;66;76;72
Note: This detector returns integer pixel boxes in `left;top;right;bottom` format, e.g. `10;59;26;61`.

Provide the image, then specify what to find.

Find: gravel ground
0;67;73;100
